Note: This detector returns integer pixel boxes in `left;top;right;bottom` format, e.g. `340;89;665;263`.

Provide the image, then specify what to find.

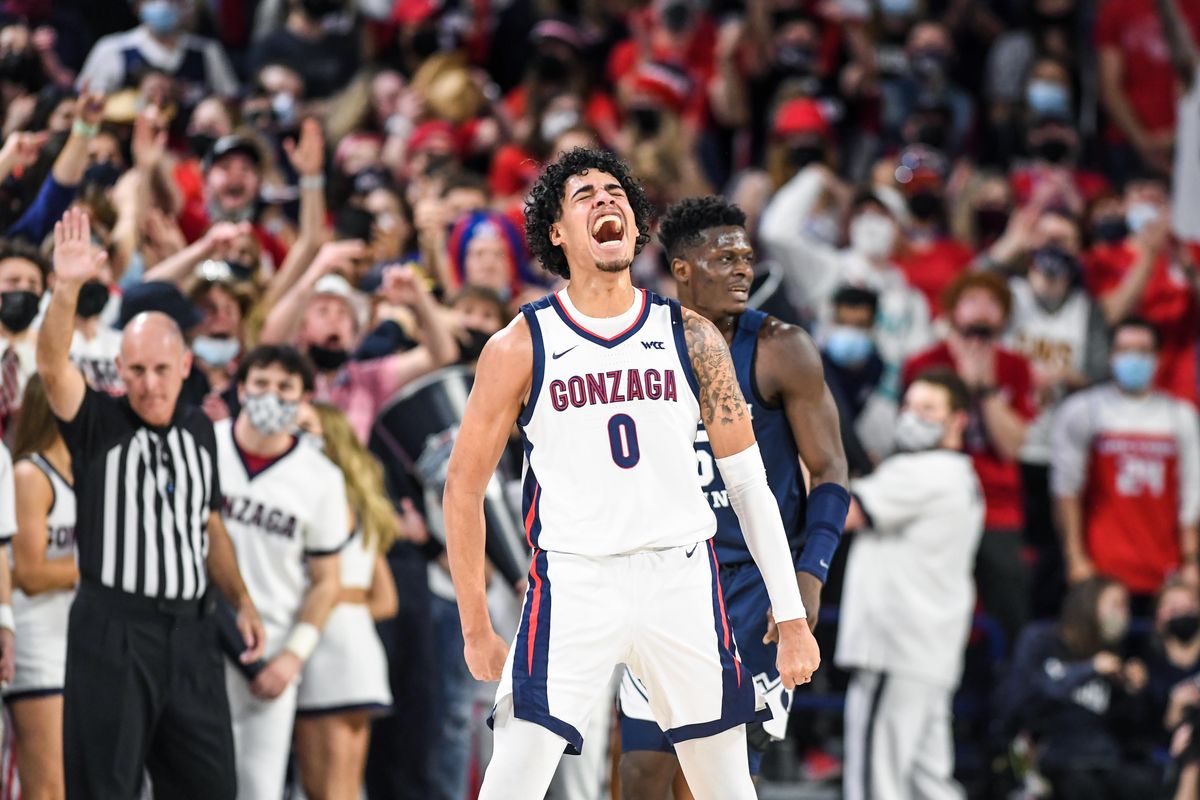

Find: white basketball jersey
12;454;76;624
215;420;349;646
518;288;716;556
339;529;375;590
1007;279;1091;464
1173;67;1200;242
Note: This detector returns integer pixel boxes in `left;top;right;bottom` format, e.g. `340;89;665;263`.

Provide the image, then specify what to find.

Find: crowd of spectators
0;0;1197;797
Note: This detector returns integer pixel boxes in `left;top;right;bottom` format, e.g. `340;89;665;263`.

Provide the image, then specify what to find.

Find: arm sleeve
0;444;14;541
1082;302;1112;384
6;174;78;243
306;468;351;556
55;385;117;459
1050;393;1094;497
716;444;806;622
76;37;122;93
1175;401;1200;527
849;457;924;532
204;41;239;97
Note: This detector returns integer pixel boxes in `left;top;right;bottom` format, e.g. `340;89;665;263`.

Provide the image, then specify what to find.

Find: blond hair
312;403;402;555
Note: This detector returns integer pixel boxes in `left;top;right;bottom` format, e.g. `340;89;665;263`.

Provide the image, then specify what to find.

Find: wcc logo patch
641;341;665;350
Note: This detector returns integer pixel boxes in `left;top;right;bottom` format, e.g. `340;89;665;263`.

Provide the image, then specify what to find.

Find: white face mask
893;409;945;452
243;392;299;436
849;212;896;260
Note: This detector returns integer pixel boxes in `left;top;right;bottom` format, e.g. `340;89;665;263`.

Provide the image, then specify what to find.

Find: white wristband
715;444;807;623
284;622;320;661
0;604;14;634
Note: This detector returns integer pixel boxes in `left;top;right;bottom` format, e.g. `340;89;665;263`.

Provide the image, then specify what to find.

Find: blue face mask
1111;352;1156;393
140;1;181;35
825;326;875;368
879;0;916;17
1126;201;1161;235
1026;79;1070;117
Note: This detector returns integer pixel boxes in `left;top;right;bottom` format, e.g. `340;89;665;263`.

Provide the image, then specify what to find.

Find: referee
37;209;265;799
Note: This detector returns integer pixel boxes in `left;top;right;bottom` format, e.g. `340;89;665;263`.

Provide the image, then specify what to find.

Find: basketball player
444;148;820;800
619;197;850;797
215;345;348;800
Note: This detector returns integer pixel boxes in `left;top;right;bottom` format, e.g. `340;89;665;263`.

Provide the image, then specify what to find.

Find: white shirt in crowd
1006;279;1107;465
77;25;238;98
836;449;985;690
0;442;14;540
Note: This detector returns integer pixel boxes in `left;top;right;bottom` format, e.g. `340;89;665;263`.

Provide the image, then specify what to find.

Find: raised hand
204;220;253;259
378;263;425;307
283;117;325;178
311;239;368;278
53;208;107;287
0;130;48;170
131;106;168;169
74;81;106;128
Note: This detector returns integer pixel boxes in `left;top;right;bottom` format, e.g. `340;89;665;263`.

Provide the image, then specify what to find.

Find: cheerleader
293;402;400;799
7;376;77;800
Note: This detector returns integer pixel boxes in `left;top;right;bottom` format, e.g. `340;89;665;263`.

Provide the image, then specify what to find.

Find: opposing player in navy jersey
619;196;850;798
444;148;821;800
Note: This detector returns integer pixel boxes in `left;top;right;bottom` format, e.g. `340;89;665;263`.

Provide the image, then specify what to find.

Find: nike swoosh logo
552;346;578;360
685;544;699;558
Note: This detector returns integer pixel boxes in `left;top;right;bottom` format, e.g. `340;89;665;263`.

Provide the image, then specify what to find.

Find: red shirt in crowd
1009;167;1111;208
1084;241;1200;405
895;237;975;316
903;342;1037;531
1095;0;1200;136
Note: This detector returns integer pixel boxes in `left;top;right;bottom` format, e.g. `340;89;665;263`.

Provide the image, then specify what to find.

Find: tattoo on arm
684;310;747;428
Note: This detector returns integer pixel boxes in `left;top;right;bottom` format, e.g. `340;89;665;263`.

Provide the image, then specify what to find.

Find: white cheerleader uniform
296;529;393;716
6;454;76;700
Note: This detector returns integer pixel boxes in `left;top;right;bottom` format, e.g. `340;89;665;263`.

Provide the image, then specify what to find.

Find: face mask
76;280;110;319
83;161;123;190
140;0;182;35
825;326;875;368
187;132;217;159
1026;79;1070;117
775;43;817;76
192;335;240;368
1034;138;1073;165
879;0;915;17
975;207;1010;243
893;409;945;452
1099;610;1129;645
631;108;663;137
1166;614;1200;643
0;290;40;333
243;391;299;436
307;343;350;371
787;144;825;170
1126;202;1160;235
908;190;943;221
661;2;693;33
456;327;492;364
910;49;948;83
849;212;897;260
1111;351;1156;393
1092;216;1128;244
540;109;580;143
272;93;297;127
533;52;569;83
915;123;947;150
959;322;999;341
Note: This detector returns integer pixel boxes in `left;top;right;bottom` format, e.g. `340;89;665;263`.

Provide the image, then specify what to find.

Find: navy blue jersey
697;309;807;565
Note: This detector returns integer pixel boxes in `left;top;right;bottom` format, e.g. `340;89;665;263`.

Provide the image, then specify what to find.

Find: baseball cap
773;98;831;139
116;281;204;332
313;274;370;330
204;135;263;171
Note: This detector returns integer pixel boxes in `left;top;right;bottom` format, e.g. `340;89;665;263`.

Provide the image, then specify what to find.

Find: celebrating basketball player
619;196;850;798
444;148;820;800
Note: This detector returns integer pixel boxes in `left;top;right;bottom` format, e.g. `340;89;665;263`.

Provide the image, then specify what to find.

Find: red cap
407;120;457;155
773;98;830;139
627;61;692;114
393;0;442;26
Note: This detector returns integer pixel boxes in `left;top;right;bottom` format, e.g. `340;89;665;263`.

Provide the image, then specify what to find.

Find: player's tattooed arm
683;307;755;457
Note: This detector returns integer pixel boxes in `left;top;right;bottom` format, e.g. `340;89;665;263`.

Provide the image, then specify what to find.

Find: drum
369;366;530;587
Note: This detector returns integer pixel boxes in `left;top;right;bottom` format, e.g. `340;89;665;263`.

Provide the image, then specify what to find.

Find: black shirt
56;387;222;600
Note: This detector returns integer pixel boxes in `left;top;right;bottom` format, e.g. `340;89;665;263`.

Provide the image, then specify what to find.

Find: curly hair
658;197;747;261
524;147;654;279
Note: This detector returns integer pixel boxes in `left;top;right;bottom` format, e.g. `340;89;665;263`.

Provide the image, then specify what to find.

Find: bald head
121;311;186;359
117;311;192;426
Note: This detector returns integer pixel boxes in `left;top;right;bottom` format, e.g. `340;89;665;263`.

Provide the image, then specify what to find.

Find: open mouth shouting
591;212;626;251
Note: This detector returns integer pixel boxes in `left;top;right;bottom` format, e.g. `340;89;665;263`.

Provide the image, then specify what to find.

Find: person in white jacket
760;167;934;399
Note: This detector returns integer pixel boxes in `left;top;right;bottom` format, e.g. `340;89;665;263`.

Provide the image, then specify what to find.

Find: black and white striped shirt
57;387;222;600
